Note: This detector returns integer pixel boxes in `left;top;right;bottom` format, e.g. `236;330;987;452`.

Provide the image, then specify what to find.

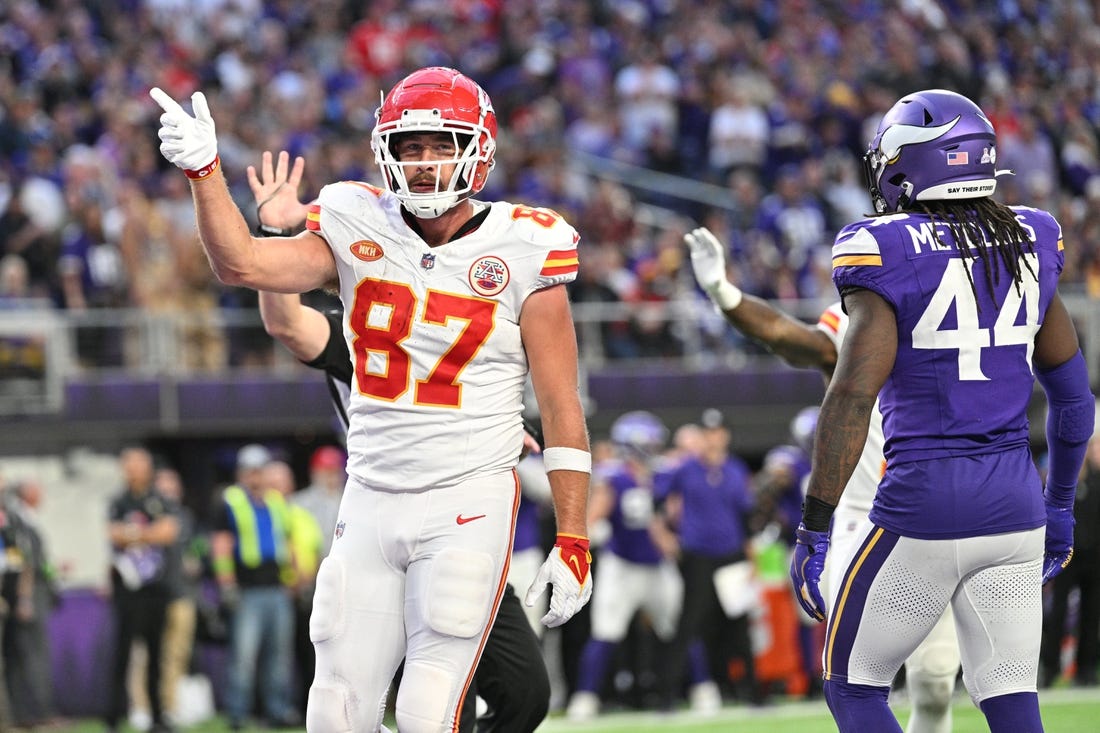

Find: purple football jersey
605;468;663;565
831;206;1063;538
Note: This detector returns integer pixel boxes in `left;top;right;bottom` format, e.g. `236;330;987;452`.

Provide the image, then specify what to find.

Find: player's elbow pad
1037;350;1094;501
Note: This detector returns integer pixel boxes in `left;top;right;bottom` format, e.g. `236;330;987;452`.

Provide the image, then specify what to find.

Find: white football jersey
306;182;580;490
816;303;885;514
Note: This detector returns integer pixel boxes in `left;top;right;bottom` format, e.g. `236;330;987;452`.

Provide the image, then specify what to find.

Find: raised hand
683;227;743;310
149;87;219;179
247;150;309;231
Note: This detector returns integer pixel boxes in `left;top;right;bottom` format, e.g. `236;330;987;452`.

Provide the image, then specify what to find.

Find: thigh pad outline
425;548;496;639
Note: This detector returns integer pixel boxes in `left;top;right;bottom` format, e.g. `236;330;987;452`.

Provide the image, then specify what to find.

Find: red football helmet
371;67;498;218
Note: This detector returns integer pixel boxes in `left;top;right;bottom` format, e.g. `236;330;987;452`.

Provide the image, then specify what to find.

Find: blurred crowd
3;0;1100;369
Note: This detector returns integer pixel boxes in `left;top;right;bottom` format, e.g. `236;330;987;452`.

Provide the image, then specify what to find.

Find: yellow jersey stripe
824;526;885;680
543;257;579;268
832;255;883;268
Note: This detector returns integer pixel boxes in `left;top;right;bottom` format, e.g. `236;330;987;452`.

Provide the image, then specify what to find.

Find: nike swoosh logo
456;514;486;525
567;553;584;582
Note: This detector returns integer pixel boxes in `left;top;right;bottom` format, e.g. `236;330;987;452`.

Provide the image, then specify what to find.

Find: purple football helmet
863;89;998;213
610;410;669;457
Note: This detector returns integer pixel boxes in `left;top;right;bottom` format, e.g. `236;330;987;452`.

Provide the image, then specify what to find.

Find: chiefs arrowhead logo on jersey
350;240;384;262
468;256;510;297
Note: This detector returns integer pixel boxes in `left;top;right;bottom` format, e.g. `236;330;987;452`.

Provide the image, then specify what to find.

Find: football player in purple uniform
684;244;962;729
787;89;1092;733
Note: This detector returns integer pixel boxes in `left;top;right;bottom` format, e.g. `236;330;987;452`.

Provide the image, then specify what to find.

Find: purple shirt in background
666;455;754;557
604;468;662;565
832;205;1064;539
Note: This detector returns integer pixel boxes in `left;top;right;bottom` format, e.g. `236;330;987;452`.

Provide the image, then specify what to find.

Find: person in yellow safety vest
263;460;323;716
264;461;322;588
210;444;302;730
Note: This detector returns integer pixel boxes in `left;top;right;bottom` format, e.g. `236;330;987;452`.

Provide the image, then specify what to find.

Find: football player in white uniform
249;148;551;733
684;227;960;733
151;67;593;733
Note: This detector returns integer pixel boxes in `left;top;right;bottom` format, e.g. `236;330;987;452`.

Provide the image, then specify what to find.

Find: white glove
149;87;220;179
524;534;593;628
684;227;743;310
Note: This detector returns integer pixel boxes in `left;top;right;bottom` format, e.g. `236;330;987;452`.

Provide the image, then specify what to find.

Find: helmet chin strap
401;192;459;219
394;155;476;219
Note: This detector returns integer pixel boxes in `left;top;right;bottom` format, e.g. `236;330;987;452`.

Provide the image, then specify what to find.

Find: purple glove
790;523;829;622
1042;503;1074;585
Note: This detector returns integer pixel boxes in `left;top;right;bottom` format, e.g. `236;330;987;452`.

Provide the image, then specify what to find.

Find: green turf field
536;686;1100;732
47;686;1100;732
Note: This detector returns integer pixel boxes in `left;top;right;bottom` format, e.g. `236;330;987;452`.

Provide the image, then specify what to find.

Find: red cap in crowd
310;445;346;472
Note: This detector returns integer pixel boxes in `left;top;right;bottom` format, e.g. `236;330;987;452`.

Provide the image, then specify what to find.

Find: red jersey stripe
305;204;321;232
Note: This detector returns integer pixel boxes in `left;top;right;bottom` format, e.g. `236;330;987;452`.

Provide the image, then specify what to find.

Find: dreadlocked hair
910;198;1037;307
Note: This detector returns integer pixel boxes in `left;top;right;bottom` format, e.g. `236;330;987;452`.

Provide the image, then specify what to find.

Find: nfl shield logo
420;252;436;270
334;520;345;539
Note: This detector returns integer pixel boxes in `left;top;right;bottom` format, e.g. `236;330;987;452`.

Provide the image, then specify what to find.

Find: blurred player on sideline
566;411;689;721
152;66;592;733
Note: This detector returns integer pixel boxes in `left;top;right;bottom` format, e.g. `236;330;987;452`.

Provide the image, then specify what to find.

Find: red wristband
184;155;220;181
555;533;591;585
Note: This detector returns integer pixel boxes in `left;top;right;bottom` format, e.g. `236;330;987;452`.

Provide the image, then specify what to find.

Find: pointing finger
149;87;185;116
